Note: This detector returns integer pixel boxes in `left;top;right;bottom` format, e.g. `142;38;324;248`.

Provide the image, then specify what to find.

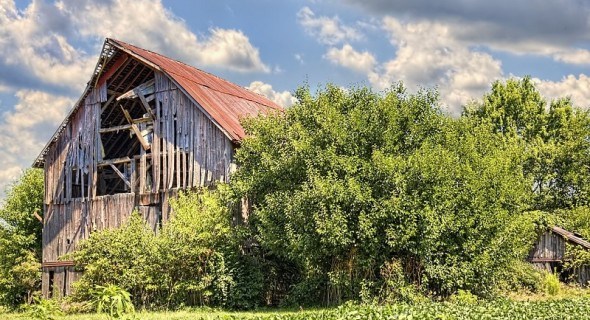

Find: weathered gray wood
99;124;132;133
97;156;131;167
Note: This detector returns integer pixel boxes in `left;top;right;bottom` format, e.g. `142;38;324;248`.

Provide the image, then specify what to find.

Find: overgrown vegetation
2;78;590;315
0;168;44;307
68;188;239;309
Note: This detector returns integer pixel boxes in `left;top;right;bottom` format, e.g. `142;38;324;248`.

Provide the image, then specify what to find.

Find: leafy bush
25;296;64;320
69;212;159;307
70;187;245;309
499;261;544;293
91;284;135;319
160;188;236;308
450;290;478;304
541;272;561;296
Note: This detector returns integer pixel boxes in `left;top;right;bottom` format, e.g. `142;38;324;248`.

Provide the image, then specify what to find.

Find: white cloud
295;53;305;65
367;17;502;114
343;0;590;65
324;44;376;73
247;81;297;108
0;0;270;96
62;0;270;73
313;16;504;113
0;90;73;199
552;50;590;65
534;74;590;108
0;0;94;92
297;6;362;45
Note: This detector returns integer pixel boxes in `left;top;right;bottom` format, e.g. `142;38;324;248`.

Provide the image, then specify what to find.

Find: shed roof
33;38;283;167
552;226;590;250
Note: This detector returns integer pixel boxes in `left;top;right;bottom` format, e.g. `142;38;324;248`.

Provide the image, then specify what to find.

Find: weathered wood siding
151;72;234;193
44;85;106;205
42;71;236;297
529;231;566;263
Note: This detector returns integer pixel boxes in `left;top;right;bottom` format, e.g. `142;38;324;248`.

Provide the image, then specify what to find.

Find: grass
3;288;590;320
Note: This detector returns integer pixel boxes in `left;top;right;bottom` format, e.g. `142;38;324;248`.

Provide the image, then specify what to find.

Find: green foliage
70;188;245;309
541;272;561;296
449;290;478;304
465;77;590;211
499;261;544;293
161;188;236;307
0;168;44;307
25;297;64;320
233;84;539;303
91;284;135;319
69;212;159;307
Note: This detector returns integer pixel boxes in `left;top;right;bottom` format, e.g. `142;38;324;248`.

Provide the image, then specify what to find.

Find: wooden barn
33;38;282;297
528;226;590;286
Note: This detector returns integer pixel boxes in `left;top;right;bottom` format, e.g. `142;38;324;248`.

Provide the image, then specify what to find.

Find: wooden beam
100;93;119;114
97;156;131;167
137;92;156;119
33;210;43;224
133;117;152;124
116;79;155;101
97;54;129;88
42;261;75;268
109;163;132;189
99;124;132;134
121;106;151;150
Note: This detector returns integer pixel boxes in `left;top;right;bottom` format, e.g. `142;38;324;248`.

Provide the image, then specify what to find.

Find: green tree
233;84;537;302
465;77;590;211
0;168;44;306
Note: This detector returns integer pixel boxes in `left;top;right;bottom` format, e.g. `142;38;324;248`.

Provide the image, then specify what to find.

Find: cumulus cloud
342;0;590;64
324;44;376;73
0;0;94;93
323;17;502;114
297;6;362;45
0;0;270;96
247;81;297;108
552;50;590;65
0;90;73;198
534;75;590;108
63;0;270;73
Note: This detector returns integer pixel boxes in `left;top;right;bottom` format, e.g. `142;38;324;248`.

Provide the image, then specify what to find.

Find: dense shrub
70;188;242;309
69;213;159;306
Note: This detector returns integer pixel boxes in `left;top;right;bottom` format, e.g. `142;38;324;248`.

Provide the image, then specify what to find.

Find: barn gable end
37;38;282;298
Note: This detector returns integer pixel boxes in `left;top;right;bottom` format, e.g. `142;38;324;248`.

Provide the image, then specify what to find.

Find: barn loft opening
97;58;155;196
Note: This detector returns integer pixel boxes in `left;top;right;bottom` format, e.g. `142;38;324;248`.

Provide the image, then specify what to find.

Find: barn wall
42;71;236;297
529;231;566;263
151;71;234;194
44;85;106;205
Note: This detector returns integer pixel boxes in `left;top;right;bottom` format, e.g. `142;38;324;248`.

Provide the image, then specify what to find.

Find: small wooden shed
528;226;590;286
34;38;282;297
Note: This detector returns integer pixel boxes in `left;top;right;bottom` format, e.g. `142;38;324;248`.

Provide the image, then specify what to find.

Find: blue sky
1;0;590;198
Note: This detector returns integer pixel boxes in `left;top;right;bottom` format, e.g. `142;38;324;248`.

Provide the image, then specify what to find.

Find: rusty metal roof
552;226;590;250
108;38;283;142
